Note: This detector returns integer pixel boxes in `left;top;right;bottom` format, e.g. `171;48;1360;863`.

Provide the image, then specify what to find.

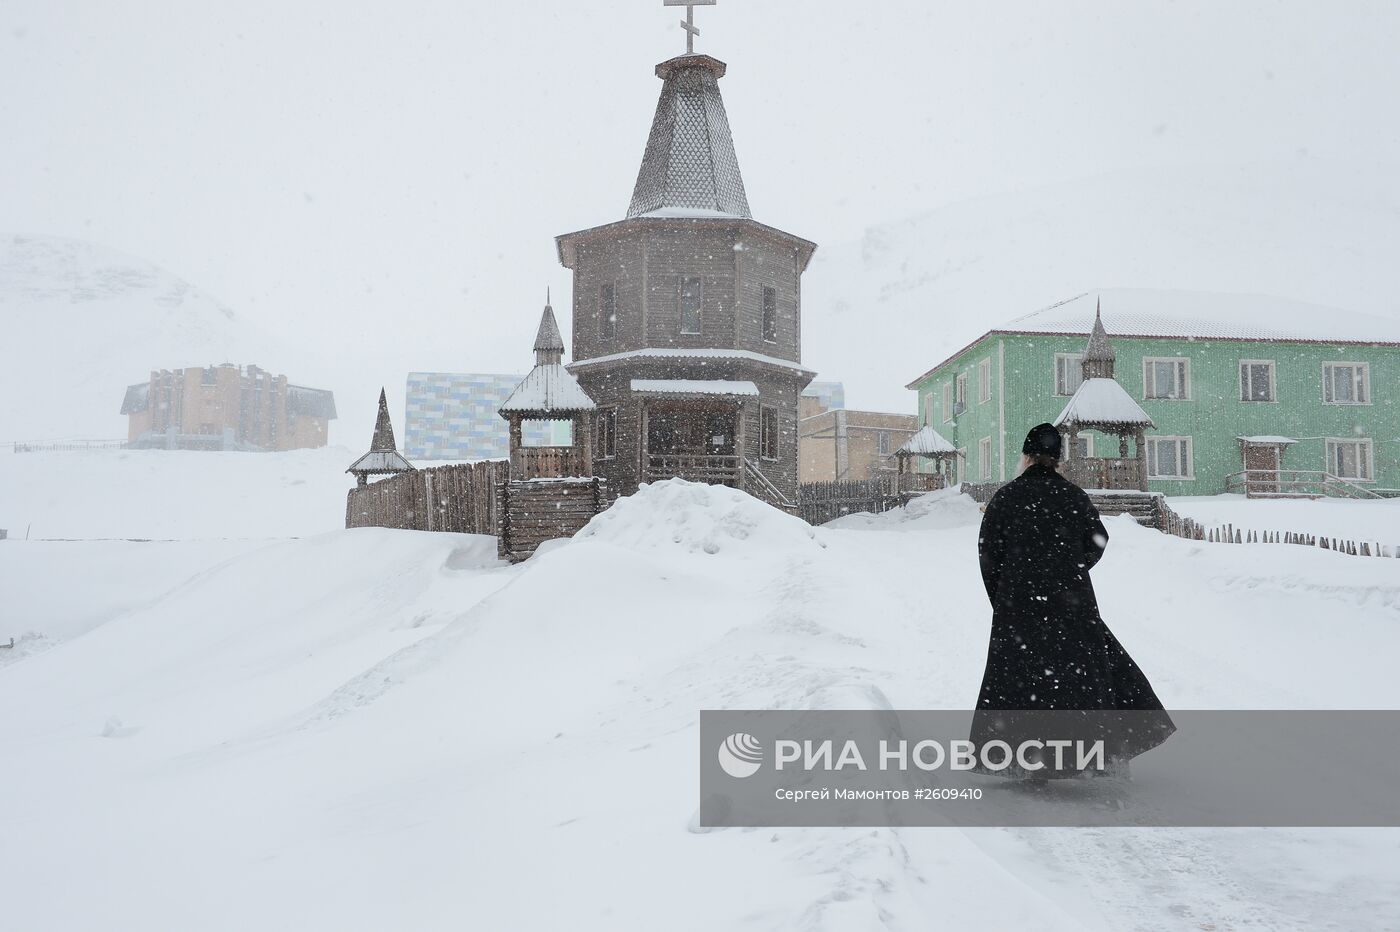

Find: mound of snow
826;487;984;531
576;478;823;556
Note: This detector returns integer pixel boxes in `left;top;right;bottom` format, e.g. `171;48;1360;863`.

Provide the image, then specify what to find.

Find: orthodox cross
664;0;717;55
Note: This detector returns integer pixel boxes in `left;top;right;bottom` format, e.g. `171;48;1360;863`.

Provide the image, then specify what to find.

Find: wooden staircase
1086;490;1163;527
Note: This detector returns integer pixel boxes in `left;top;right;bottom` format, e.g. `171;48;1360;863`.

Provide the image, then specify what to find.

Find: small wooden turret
346;388;414;487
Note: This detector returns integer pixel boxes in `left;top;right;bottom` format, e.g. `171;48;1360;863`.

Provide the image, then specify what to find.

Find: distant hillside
802;162;1400;412
0;234;291;441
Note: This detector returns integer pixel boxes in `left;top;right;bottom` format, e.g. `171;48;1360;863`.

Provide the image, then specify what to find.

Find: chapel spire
371;387;397;452
533;297;565;366
626;53;751;219
1081;298;1116;380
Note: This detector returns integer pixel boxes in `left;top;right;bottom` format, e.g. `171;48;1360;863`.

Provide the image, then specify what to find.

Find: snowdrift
576;478;824;556
825;487;984;531
2;468;1400;929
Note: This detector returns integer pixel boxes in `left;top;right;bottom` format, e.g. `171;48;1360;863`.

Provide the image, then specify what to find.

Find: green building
904;290;1400;496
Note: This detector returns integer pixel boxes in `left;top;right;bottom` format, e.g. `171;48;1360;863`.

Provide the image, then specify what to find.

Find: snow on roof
346;450;413;474
287;384;337;420
897;424;957;456
1238;435;1298;444
635;207;742;219
1005;289;1400;344
120;382;149;414
569;347;813;374
499;364;596;414
1054;378;1155;428
630;379;759;396
906;288;1400;389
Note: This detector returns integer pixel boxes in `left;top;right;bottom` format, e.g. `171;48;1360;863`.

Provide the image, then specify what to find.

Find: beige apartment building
120;363;336;451
798;393;918;482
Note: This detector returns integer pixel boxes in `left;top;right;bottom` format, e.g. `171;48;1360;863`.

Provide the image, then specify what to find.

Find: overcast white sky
5;1;1400;429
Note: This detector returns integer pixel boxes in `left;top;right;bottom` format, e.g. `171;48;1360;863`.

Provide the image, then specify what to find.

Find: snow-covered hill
2;480;1397;929
0;234;298;442
803;162;1400;412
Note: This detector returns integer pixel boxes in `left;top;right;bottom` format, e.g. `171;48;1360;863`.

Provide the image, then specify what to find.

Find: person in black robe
971;423;1174;778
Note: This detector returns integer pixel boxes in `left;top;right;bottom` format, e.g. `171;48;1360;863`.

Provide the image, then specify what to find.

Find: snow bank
576;478;823;556
825;487;983;531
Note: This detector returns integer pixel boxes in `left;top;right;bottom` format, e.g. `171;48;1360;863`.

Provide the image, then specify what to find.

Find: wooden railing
646;453;741;486
1068;457;1142;491
1224;470;1382;500
896;472;945;494
742;459;794;511
514;446;588;480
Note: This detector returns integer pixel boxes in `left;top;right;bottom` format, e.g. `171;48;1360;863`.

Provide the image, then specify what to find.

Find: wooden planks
345;461;507;534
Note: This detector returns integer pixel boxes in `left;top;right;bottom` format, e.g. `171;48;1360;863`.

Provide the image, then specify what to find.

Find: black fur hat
1022;423;1063;459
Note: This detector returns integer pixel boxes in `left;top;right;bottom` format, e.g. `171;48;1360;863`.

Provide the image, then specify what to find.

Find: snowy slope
0;446;355;540
0;234;298;442
803;162;1400;412
1;481;1398;930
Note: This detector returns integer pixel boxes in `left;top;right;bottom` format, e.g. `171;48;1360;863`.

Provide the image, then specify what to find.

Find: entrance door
1242;443;1280;494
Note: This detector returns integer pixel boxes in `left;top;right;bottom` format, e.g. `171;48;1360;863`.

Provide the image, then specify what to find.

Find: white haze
3;0;1399;440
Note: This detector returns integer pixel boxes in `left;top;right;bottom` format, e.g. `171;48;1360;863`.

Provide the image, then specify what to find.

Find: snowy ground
2;463;1399;930
1168;493;1400;548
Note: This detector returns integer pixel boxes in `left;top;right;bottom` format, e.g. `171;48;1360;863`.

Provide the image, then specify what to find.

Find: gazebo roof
500;364;596;414
897;424;957;456
347;449;414;474
1054;378;1155;429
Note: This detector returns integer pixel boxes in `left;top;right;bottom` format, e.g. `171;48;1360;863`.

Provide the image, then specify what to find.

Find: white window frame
1239;359;1276;403
979;436;992;481
679;276;703;335
942;382;953;422
954;373;967;407
955;447;966;484
922;394;933;427
1324;438;1373;481
1143;356;1192;401
598;282;617;340
1055;353;1084;396
595;405;617;460
978;358;992;404
877;430;892;456
1074;431;1094;459
1322;362;1371;405
1146;435;1194;480
759;404;779;461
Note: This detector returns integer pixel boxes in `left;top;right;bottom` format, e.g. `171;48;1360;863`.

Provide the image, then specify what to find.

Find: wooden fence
797;474;943;525
11;439;126;453
1158;502;1397;558
345;461;508;534
498;477;612;562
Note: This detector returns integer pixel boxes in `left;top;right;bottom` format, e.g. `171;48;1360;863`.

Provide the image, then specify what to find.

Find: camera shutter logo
717;732;764;778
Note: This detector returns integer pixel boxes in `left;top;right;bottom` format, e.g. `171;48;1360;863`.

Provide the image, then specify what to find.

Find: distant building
120;364;335;451
798;384;917;482
801;381;846;418
404;372;567;462
905;289;1400;494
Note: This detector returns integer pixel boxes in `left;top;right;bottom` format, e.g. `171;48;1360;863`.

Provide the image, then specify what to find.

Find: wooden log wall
499;477;612;562
345;461;507;534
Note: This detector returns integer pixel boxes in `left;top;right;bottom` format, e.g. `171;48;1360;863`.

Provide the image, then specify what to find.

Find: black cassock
972;464;1174;769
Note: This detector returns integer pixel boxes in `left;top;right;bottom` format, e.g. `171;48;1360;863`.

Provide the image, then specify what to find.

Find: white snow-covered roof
1055;378;1155;428
499;364;596;414
907;288;1400;389
1004;289;1400;344
346;450;414;474
569;347;814;374
1237;435;1298;444
630;379;759;396
897;425;957;456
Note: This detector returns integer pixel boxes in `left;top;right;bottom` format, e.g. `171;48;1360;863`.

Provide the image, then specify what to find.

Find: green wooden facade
907;330;1400;496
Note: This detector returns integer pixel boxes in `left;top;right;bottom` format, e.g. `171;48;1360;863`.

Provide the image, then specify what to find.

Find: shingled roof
626;54;751;220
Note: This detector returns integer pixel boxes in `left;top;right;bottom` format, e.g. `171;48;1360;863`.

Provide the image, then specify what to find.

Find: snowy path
1;483;1398;929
